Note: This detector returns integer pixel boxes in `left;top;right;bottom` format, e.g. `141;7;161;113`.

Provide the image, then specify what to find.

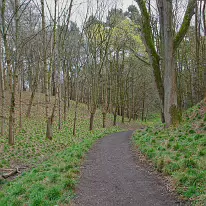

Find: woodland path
73;131;182;206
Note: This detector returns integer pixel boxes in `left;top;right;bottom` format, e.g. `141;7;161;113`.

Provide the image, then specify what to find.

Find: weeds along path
74;131;181;206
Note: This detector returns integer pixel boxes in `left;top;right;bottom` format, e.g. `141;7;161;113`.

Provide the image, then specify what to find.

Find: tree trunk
121;106;125;123
9;83;16;145
41;0;49;118
26;90;35;118
102;112;106;128
19;82;22;129
58;85;61;130
163;1;178;126
46;117;52;140
113;107;117;126
141;97;145;122
0;33;5;136
89;113;95;131
73;101;78;136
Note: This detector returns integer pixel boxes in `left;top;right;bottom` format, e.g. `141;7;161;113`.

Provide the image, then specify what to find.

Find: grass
133;100;206;205
0;127;120;205
0;91;119;169
0;91;122;205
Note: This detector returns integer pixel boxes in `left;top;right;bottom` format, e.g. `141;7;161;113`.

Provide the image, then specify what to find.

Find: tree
135;0;196;127
0;33;5;136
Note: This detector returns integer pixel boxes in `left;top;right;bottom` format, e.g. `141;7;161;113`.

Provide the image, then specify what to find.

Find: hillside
0;91;126;205
133;99;206;205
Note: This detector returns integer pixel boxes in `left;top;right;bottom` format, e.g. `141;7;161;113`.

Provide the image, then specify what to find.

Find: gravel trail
74;131;182;206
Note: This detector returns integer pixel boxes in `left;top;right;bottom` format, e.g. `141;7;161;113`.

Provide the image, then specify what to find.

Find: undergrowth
133;100;206;206
0;91;122;205
0;127;120;205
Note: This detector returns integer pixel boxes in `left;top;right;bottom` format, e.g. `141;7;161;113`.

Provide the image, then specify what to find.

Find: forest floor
0;91;141;205
132;99;206;206
73;131;182;206
0;92;205;205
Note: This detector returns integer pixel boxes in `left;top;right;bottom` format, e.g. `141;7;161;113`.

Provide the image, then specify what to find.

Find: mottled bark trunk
163;1;178;127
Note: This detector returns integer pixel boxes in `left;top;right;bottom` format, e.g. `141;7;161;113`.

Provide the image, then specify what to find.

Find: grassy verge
0;127;120;206
133;101;206;205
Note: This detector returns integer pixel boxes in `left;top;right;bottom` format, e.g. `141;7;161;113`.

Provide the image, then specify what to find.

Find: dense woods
0;1;205;205
0;0;205;142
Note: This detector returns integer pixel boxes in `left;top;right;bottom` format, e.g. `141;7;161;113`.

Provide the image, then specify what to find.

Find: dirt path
73;131;182;206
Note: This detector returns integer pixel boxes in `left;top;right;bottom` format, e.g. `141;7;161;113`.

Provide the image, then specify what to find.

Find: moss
169;105;182;126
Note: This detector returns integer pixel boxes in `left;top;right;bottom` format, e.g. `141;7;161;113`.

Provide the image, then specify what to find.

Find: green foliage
133;102;206;205
0;97;121;206
0;126;120;205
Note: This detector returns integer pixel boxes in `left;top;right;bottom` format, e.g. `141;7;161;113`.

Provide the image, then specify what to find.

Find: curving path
74;131;182;206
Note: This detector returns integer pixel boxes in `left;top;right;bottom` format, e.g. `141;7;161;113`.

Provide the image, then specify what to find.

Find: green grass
133;101;206;205
0;127;120;206
0;92;123;205
0;97;118;169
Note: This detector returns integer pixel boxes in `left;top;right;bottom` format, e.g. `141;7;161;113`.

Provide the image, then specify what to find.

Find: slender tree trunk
113;107;117;126
46;117;52;140
26;63;40;118
9;76;17;145
27;91;35;118
73;101;78;136
102;112;106;128
58;85;61;130
89;112;95;131
121;106;125;123
19;76;22;128
63;66;67;122
141;97;145;122
41;0;49;118
0;33;5;136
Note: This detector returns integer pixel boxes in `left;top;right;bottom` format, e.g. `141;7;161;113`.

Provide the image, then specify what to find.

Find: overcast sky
42;0;136;25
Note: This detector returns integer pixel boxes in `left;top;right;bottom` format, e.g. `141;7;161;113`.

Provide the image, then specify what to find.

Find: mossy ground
133;100;206;205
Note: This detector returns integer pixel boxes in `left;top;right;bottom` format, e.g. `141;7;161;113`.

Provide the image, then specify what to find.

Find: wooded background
0;0;205;144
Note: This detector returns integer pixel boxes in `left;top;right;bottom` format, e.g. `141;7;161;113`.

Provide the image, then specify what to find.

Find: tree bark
102;112;106;128
89;113;95;131
136;0;196;127
26;63;40;118
0;33;5;136
163;0;178;126
41;0;49;118
46;117;52;140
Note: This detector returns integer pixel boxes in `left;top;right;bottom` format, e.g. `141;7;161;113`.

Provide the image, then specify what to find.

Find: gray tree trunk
163;0;178;126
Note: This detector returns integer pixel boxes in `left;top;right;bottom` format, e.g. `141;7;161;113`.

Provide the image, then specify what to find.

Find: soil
73;131;186;206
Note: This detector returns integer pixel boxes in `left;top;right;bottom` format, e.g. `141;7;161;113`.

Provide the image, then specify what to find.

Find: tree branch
173;0;196;51
129;47;150;65
135;0;159;61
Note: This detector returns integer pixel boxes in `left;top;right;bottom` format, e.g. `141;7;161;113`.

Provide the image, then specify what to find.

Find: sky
42;0;136;26
121;0;135;11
